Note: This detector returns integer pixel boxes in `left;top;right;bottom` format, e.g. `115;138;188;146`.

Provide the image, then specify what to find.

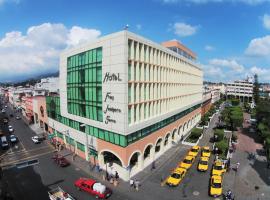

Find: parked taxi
188;145;200;157
197;156;209;172
179;155;195;170
212;160;226;176
209;175;223;197
201;146;211;158
166;167;187;187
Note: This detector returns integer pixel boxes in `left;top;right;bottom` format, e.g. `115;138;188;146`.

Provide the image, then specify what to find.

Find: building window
128;63;131;81
128;108;131;124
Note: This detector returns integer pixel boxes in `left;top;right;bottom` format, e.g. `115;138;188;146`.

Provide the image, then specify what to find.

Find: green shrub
231;99;240;106
186;128;203;142
214;129;224;142
216;139;228;156
265;136;270;148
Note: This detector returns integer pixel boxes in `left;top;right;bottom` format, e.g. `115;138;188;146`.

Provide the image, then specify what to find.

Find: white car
4;105;7;108
31;136;40;144
16;115;21;120
1;109;5;113
10;135;17;143
8;125;14;132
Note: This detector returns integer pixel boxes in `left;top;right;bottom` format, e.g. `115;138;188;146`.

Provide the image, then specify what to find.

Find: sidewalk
223;112;270;200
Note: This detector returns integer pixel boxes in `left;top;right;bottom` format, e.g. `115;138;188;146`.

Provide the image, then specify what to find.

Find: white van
1;136;9;149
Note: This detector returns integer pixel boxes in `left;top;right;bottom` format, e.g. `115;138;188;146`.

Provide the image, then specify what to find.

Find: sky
0;0;270;83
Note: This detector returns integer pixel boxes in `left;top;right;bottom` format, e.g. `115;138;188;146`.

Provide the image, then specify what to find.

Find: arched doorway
155;138;163;153
102;151;123;167
129;152;141;169
164;133;170;146
143;144;153;160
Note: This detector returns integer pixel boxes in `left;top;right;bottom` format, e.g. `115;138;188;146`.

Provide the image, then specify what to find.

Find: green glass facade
46;96;127;147
67;47;103;122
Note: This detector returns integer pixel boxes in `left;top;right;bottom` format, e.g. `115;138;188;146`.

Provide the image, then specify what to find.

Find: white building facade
226;80;253;101
47;31;203;181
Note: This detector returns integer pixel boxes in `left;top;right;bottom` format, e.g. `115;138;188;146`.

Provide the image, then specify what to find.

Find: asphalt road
0;102;127;200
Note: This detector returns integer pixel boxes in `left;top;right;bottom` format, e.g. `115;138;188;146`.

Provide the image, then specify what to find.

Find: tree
253;74;260;105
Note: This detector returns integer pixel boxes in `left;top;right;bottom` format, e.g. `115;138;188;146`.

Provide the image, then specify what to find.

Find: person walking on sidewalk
134;179;140;191
129;179;134;187
235;162;240;172
151;161;156;171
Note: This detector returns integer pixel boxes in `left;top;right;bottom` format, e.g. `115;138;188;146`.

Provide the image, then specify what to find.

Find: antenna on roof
124;24;129;30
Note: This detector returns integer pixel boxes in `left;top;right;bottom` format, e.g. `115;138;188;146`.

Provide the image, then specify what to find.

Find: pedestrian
215;147;219;155
215;154;219;161
115;171;119;180
135;179;140;191
235;162;240;172
232;143;236;152
105;171;109;181
227;158;231;172
129;179;134;187
267;161;270;169
151;161;156;171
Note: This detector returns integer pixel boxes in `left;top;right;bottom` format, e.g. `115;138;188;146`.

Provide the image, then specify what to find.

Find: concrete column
160;141;165;153
138;154;143;170
168;135;173;147
150;146;155;161
98;153;104;166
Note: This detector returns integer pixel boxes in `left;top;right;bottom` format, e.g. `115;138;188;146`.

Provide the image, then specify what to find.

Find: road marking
17;136;26;151
0;149;55;167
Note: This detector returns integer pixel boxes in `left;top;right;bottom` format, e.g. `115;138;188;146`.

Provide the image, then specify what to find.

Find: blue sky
0;0;270;82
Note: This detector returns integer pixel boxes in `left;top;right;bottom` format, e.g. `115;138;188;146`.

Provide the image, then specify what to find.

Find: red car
74;178;112;199
52;154;70;167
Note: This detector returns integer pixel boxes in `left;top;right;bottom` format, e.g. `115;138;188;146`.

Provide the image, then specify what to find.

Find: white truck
48;187;75;200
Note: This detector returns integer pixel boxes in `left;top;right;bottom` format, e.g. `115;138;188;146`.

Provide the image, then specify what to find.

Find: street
0;103;128;200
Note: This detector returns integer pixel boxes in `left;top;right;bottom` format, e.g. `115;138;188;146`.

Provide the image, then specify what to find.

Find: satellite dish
124;24;129;30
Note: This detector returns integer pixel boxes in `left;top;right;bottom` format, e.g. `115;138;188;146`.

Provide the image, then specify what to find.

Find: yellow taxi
197;156;209;172
166;167;187;187
201;146;211;158
212;160;226;176
188;145;200;157
179;155;195;170
209;175;223;197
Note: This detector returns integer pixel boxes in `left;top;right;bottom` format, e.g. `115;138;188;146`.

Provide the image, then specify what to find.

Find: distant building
201;86;212;116
226;79;253;102
35;77;59;93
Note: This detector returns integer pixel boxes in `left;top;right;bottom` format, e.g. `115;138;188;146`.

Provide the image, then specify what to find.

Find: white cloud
136;24;142;30
263;14;270;30
67;26;101;47
249;66;270;82
245;35;270;56
0;22;101;81
162;0;270;4
209;58;244;72
205;45;215;51
0;0;20;6
173;22;198;37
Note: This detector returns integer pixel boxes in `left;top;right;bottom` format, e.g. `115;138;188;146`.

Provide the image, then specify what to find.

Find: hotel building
46;31;203;180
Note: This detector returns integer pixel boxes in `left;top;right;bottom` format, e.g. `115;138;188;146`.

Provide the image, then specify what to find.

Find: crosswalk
1;145;55;167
